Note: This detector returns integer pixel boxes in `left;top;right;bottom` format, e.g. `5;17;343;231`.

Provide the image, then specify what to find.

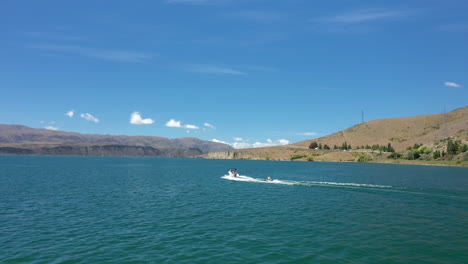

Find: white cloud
166;119;182;128
444;81;461;88
166;119;199;129
130;111;155;125
212;139;230;144
232;142;252;149
204;122;216;129
212;138;290;149
253;139;290;148
80;113;100;123
44;126;59;131
184;124;200;129
65;110;74;117
233;137;244;141
184;64;247;75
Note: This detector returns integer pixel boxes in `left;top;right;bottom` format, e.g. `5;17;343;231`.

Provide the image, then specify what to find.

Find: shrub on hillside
308;142;318;149
388;152;402;159
356;153;373;162
290;154;307;160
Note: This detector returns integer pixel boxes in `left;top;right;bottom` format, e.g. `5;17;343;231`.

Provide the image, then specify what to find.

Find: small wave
221;175;391;188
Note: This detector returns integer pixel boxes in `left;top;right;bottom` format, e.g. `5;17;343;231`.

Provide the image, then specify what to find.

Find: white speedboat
228;168;239;177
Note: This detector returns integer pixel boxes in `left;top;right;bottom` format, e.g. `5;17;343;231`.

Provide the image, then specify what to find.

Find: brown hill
293;106;468;151
206;106;468;165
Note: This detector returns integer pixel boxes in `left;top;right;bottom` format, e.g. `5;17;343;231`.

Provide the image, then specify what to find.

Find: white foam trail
305;181;391;188
221;175;391;188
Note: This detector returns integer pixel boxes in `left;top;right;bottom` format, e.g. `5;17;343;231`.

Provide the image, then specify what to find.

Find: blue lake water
1;156;467;263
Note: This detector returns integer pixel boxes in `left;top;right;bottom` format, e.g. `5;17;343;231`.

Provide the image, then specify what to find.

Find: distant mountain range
0;125;233;157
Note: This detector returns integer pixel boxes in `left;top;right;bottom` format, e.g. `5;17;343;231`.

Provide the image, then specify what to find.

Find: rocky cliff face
0;145;203;157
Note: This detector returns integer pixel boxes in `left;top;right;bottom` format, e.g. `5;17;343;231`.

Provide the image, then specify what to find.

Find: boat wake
221;175;392;188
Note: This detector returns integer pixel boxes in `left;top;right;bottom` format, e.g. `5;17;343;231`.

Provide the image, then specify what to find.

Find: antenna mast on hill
443;106;448;138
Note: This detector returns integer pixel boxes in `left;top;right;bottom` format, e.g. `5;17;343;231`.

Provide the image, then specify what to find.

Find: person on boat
266;176;273;181
229;168;238;177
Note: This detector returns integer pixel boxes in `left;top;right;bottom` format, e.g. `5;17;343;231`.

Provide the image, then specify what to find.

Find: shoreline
204;156;468;167
1;153;467;167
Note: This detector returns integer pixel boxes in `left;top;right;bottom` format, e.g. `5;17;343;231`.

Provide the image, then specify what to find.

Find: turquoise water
1;156;467;263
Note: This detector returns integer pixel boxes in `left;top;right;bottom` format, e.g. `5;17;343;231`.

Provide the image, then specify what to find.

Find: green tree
388;152;402;159
308;141;318;149
433;150;441;159
447;139;458;154
461;144;468;153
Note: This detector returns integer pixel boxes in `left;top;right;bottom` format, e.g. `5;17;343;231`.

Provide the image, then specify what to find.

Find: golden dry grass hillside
206;106;468;166
293;106;468;151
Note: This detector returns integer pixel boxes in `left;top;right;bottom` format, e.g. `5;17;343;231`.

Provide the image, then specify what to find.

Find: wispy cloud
44;126;59;131
310;8;415;34
435;23;468;32
65;110;74;117
204;122;216;129
244;65;279;72
319;8;412;24
227;10;285;22
444;81;461;88
233;137;244;141
165;0;228;5
30;44;154;63
183;64;247;75
80;113;100;123
166;119;199;129
297;132;318;136
130;111;155;125
23;31;87;41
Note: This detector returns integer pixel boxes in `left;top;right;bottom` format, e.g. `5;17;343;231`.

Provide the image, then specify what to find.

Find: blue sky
1;0;467;148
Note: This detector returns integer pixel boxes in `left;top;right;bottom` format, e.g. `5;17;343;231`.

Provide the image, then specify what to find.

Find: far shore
203;147;468;167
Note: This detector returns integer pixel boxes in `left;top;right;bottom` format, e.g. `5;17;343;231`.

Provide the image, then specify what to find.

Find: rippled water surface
1;156;467;263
